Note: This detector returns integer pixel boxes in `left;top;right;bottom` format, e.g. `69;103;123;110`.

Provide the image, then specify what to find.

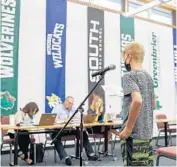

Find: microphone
92;64;116;77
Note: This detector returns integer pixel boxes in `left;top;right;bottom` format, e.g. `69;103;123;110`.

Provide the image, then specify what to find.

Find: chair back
1;116;10;136
1;116;10;124
156;114;167;129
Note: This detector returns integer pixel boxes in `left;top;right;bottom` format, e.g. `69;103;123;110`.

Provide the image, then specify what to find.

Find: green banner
120;15;135;83
0;0;20;115
119;16;134;117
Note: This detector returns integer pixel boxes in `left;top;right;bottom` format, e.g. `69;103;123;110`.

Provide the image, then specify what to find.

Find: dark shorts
121;137;153;166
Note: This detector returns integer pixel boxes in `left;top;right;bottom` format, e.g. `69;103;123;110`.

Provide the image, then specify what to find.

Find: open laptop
83;114;98;123
34;113;57;126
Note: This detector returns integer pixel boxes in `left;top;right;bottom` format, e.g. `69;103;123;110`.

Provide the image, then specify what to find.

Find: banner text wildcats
47;23;64;68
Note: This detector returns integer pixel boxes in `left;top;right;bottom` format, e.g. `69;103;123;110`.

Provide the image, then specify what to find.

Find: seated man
51;96;98;166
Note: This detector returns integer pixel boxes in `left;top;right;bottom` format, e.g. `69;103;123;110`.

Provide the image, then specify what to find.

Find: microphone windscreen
109;64;116;70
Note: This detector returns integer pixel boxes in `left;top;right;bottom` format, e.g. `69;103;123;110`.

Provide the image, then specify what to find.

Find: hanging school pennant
173;29;177;90
119;16;134;118
173;28;177;110
87;7;105;115
0;0;20;116
120;15;135;79
45;0;67;113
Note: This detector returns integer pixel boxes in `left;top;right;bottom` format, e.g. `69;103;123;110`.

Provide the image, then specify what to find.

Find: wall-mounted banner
120;16;134;83
87;7;105;114
0;0;20;116
173;28;177;110
150;32;162;110
173;29;177;90
45;0;67;113
119;16;134;117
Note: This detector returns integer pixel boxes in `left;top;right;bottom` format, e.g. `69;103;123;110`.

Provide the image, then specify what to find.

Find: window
89;0;122;11
128;0;173;25
150;7;173;24
80;0;174;25
129;2;149;18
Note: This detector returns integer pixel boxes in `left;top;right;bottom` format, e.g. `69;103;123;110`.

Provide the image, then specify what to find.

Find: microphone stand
51;74;105;167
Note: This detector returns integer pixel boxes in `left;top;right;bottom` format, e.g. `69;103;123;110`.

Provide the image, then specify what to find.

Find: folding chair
156;146;176;166
1;116;14;164
156;114;176;147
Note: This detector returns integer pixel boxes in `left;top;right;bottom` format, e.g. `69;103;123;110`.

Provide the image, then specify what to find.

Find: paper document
101;84;123;97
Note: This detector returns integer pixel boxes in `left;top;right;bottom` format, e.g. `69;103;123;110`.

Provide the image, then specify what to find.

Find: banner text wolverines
0;0;16;78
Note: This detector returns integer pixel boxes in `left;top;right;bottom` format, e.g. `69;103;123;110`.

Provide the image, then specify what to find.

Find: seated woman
8;102;41;165
86;94;113;153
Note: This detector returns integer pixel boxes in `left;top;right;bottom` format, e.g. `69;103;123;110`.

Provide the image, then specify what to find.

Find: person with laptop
8;102;41;165
51;96;98;166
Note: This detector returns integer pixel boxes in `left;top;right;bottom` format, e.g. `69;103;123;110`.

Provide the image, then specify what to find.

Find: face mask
124;62;131;71
124;56;131;71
